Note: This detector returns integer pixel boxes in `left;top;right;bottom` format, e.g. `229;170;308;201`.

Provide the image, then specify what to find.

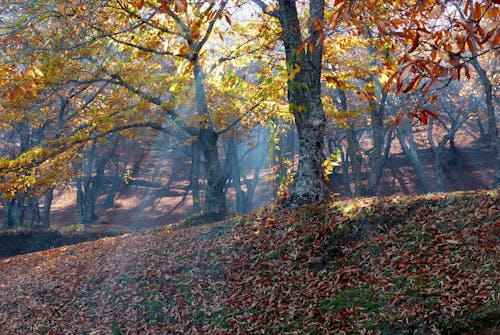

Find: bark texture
278;0;328;205
193;60;227;220
470;57;499;188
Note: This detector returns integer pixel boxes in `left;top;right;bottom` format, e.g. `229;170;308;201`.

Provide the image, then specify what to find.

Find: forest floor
0;189;498;334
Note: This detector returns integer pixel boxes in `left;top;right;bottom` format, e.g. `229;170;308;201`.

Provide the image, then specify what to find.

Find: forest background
0;0;498;231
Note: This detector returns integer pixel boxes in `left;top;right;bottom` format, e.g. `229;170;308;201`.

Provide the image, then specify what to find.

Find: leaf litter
0;190;498;334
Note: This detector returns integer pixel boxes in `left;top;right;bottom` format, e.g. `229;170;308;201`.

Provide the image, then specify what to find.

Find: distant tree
427;83;471;191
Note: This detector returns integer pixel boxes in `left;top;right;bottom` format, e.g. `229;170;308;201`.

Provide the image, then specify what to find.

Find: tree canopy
0;0;498;221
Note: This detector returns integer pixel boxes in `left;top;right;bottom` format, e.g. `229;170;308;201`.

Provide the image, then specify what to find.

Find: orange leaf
137;0;144;9
482;29;496;44
409;32;420;53
472;2;482;21
313;18;324;31
493;31;500;47
331;12;341;31
463;64;471;79
448;53;460;67
422;109;439;119
419;111;429;125
296;41;307;57
466;38;475;53
382;71;398;95
308;41;315;54
225;14;232;26
403;74;422;93
477;25;485;39
464;0;471;15
377;22;386;36
457;21;474;33
431;49;437;60
161;0;168;13
390;113;404;127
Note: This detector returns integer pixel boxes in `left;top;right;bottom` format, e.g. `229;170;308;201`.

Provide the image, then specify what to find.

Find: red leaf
477;25;485;39
464;65;471;79
493;32;500;47
296;41;307;57
409;32;420;53
390;113;405;127
472;2;482;21
419;111;429;125
308;41;315;54
448;53;460;67
464;0;471;15
482;29;496;44
402;74;422;93
422;109;439;120
466;38;475;53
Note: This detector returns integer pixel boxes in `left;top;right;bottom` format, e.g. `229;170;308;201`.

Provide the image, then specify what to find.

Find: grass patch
321;285;386;314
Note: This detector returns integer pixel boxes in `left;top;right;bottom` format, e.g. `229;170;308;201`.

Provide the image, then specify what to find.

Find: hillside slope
0;190;498;334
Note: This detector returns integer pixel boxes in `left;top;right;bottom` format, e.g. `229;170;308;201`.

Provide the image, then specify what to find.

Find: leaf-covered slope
0;190;498;334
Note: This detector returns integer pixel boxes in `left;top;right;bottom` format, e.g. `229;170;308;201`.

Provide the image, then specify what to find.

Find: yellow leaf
289;63;301;81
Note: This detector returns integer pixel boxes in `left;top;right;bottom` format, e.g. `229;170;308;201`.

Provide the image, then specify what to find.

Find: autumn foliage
0;190;498;334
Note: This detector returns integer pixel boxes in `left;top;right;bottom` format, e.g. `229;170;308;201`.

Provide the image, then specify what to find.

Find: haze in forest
0;0;497;234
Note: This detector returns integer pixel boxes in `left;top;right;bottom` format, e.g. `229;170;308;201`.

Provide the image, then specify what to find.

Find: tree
427;83;471;191
252;0;328;206
1;0;272;223
386;0;499;188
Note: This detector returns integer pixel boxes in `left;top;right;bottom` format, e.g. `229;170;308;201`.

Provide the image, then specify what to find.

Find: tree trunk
25;197;41;228
40;188;53;228
76;144;98;226
3;120;31;228
434;142;446;192
339;144;353;197
243;147;266;211
470;57;499;188
397;115;430;193
197;129;226;220
190;144;202;214
193;60;227;220
337;89;362;197
365;93;391;196
226;138;249;213
278;0;327;206
103;175;122;208
76;179;97;225
448;137;458;166
2;196;25;229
